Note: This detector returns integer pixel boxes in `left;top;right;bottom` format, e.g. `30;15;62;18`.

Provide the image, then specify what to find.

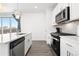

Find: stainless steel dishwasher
10;37;25;56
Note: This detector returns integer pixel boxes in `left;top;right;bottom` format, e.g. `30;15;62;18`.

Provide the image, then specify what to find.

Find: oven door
51;38;60;56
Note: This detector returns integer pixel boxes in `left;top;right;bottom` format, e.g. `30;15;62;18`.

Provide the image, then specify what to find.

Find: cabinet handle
67;50;70;56
67;51;68;56
66;43;72;47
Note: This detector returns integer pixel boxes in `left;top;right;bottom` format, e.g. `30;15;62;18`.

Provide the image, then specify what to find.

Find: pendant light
14;3;21;20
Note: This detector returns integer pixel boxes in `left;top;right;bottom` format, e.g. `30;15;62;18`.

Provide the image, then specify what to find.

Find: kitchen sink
17;33;26;35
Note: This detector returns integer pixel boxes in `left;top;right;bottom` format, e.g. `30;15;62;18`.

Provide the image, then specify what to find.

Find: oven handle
53;38;59;42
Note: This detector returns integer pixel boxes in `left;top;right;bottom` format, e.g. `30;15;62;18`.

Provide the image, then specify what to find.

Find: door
60;39;67;56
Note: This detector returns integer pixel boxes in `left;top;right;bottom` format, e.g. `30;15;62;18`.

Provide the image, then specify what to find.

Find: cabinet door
25;36;29;55
66;50;75;56
0;44;9;56
52;10;56;25
70;3;79;20
60;39;67;56
52;4;60;25
65;42;75;56
59;3;69;10
25;34;32;55
61;36;79;56
60;43;67;56
66;46;78;56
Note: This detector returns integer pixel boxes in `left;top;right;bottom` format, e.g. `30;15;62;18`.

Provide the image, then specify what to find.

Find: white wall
44;10;54;44
21;12;52;41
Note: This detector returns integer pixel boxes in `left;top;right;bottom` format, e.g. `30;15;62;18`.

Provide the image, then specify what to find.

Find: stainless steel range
50;27;76;56
50;32;60;56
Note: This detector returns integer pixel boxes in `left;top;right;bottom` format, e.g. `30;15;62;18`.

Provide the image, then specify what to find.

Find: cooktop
50;32;76;36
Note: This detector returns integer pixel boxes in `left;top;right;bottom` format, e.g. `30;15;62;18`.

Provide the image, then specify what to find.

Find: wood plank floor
27;41;57;56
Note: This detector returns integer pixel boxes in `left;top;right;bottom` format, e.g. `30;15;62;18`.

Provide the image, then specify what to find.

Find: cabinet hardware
66;43;72;47
67;51;69;56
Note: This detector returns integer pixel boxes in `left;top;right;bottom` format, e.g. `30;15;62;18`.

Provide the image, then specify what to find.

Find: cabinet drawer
70;3;79;20
25;34;32;39
64;40;79;56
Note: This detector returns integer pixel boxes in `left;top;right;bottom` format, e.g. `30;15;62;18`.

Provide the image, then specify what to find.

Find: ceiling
18;3;57;13
0;3;57;13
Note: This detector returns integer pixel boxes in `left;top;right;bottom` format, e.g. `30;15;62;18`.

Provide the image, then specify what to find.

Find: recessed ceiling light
34;6;38;8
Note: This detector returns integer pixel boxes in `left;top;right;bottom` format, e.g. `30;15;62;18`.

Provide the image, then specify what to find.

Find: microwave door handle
61;11;63;19
65;9;67;20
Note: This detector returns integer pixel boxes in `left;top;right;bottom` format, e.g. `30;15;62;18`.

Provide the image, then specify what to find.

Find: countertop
0;32;31;44
50;32;76;36
60;36;79;44
60;36;79;47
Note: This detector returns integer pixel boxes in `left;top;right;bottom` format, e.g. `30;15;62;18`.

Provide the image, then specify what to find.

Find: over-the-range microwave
55;6;70;24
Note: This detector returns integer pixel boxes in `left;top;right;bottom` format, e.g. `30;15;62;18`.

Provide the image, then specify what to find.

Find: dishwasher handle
10;37;25;49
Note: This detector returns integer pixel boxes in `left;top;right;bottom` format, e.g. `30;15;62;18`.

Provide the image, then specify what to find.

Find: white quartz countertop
60;36;79;40
60;36;79;45
0;32;31;44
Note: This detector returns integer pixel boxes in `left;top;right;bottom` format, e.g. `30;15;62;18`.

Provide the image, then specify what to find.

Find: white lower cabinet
0;33;32;56
25;33;32;55
65;43;75;56
60;36;79;56
60;38;67;56
0;43;9;56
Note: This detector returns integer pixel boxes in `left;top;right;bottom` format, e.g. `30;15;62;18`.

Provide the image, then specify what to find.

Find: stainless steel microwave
55;6;70;24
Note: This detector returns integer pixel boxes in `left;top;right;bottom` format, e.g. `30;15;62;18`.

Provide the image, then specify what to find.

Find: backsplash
56;21;79;34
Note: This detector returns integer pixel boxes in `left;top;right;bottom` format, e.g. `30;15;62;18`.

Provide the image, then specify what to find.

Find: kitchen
0;3;79;56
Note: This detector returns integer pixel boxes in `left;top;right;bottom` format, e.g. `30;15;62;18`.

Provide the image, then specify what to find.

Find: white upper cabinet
52;4;60;25
52;6;57;25
59;3;69;10
70;3;79;21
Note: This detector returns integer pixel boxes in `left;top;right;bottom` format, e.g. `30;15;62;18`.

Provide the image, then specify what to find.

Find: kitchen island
0;33;32;56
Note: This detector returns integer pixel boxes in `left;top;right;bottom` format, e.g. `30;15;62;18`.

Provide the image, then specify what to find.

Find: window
2;18;10;34
2;17;10;42
0;18;1;42
11;18;18;33
0;18;1;33
0;17;18;42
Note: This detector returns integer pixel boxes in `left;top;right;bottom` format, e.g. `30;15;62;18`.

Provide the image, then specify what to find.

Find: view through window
0;17;18;42
0;18;1;42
